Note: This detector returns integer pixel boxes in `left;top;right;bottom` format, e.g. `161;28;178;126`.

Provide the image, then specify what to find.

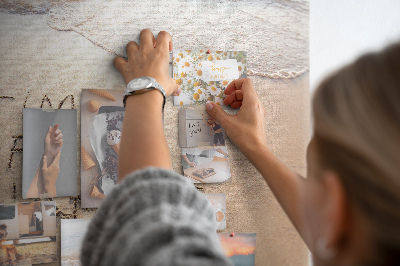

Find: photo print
179;109;227;148
206;193;226;230
219;233;256;266
0;202;57;265
0;204;19;240
182;147;231;183
61;219;91;266
173;50;247;106
23;108;77;198
81;89;124;208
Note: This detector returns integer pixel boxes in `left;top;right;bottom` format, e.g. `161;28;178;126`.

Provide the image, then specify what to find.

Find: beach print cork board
1;0;310;265
173;50;247;106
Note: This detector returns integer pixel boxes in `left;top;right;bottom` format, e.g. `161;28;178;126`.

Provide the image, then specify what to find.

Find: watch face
131;77;151;90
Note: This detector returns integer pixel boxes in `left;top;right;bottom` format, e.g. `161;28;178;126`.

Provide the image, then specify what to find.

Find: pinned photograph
22;108;77;198
0;202;57;265
61;219;91;265
0;204;19;240
206;193;226;230
81;89;124;208
179;109;227;148
0;204;23;264
173;50;247;106
182;147;230;183
219;233;256;266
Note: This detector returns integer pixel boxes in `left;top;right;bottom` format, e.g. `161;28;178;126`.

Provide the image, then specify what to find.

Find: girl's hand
44;124;63;164
113;29;180;97
41;152;61;197
205;78;267;154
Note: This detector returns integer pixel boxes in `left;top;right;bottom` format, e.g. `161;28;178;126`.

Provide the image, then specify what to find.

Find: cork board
0;1;310;265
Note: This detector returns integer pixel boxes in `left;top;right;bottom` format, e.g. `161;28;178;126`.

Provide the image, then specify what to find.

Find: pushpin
195;186;204;191
206;49;211;54
230;232;235;237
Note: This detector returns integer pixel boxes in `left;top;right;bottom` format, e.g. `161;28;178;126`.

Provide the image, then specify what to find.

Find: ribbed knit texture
81;167;232;266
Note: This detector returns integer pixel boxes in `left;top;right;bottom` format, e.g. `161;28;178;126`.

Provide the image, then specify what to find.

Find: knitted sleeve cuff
81;167;231;266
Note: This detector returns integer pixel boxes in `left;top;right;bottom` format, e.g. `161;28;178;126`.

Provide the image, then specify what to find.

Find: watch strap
123;78;166;110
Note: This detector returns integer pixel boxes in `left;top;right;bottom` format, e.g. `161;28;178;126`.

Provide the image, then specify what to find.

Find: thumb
205;102;231;127
45;126;52;138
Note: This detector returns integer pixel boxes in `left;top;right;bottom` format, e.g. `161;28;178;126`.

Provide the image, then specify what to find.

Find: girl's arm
113;30;179;181
205;79;306;240
26;158;44;198
201;113;212;128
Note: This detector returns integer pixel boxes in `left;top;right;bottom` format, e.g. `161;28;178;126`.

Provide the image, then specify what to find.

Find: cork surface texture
0;2;310;265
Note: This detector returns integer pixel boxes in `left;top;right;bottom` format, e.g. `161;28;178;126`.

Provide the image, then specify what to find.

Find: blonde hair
312;43;400;264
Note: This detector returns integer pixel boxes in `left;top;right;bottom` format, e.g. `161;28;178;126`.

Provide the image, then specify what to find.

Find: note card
173;50;247;106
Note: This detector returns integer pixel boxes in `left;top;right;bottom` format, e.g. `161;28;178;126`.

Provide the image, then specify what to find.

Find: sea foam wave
1;0;309;79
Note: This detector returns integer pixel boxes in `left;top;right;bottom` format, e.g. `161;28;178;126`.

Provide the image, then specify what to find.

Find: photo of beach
61;219;91;265
219;233;256;266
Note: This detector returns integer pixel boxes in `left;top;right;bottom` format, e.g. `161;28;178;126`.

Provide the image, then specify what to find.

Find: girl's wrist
43;183;56;197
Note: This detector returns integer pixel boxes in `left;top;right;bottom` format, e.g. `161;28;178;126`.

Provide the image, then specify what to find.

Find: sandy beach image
61;219;91;266
0;238;57;265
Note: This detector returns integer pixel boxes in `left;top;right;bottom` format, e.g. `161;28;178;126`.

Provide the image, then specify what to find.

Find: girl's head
207;119;214;125
303;43;400;265
0;224;6;230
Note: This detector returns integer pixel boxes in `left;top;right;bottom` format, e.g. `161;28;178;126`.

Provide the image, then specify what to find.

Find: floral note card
173;50;247;106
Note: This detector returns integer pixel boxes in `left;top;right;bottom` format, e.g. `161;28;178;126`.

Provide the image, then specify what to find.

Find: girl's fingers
56;139;64;147
171;85;182;96
52;124;59;133
55;133;63;141
224;79;245;95
139;29;155;53
223;90;243;106
155;31;173;54
230;101;242;109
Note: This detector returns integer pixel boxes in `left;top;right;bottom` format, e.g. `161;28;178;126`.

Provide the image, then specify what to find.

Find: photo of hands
23;109;77;199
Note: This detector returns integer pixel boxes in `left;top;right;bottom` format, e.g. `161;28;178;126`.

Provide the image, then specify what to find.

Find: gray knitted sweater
81;167;232;266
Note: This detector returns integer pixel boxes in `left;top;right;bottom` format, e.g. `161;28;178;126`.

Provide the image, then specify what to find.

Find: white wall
308;1;400;263
310;0;400;92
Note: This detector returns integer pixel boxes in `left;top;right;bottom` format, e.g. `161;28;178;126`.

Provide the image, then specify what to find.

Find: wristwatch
123;77;166;109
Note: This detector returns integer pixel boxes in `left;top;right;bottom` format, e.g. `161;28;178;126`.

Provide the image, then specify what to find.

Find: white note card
199;59;239;82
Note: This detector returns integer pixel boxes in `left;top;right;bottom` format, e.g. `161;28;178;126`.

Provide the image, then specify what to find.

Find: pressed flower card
173;50;247;106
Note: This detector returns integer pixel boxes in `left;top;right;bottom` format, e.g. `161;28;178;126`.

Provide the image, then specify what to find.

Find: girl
82;30;400;266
